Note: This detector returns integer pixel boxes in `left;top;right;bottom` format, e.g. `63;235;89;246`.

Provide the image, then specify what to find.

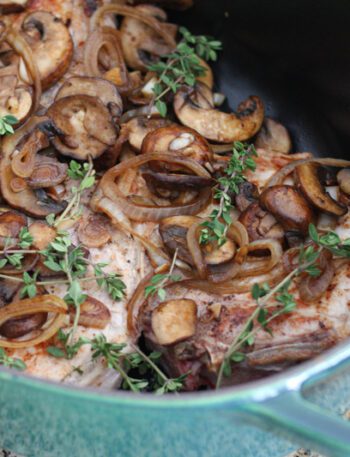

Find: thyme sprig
148;27;222;117
216;224;350;388
47;160;96;228
200;142;257;246
48;334;187;394
0;348;26;371
145;250;181;300
0;115;18;136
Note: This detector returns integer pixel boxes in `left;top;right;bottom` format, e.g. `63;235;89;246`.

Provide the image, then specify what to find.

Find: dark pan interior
171;0;350;157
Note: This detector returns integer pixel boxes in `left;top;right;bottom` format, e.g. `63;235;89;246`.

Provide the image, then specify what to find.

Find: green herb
94;263;127;300
145;250;181;300
309;223;350;258
148;27;222;117
0;115;18;136
48;160;95;228
200;142;257;246
47;330;89;360
215;227;339;388
0;348;26;371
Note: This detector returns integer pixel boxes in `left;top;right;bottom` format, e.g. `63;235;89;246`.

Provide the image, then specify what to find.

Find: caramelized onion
84;27;131;93
94;196;170;267
99;153;212;222
299;250;335;302
183;264;285;295
0;295;67;348
127;271;154;337
70;295;111;329
90;4;177;49
266;158;350;188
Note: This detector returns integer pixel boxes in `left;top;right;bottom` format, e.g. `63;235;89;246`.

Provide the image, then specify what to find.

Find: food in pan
0;0;349;393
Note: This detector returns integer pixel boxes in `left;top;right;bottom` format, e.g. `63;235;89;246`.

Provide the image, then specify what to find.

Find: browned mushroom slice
47;95;117;160
0;311;47;339
77;214;111;248
120;4;177;71
27;156;67;189
295;163;347;217
141;125;213;171
0;278;21;307
234;181;259;212
159;216;198;265
55;76;123;124
123;116;173;151
28;221;56;250
337;169;350;196
0;63;33;123
238;201;285;244
0;0;28;14
151;299;197;345
142;170;214;192
260;185;314;235
174;84;264;143
255;118;292;153
69;295;111;329
11;128;49;178
196;58;214;90
21;11;73;90
0;210;26;247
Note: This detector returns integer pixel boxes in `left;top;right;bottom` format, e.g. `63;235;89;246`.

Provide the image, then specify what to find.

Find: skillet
1;1;350;456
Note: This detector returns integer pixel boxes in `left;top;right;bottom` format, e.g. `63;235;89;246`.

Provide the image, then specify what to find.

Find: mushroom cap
174;83;265;143
22;11;73;90
120;4;177;71
47;94;118;160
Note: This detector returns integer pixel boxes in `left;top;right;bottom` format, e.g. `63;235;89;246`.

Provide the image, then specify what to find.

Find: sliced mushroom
0;279;21;307
11;128;49;178
123;116;173;151
260;185;314;235
0;0;28;14
120;5;177;71
141;125;213;172
21;11;73;90
174;83;265;143
234;181;259;212
55;76;123;125
0;311;47;339
142;170;214;193
295;163;347;217
202;239;236;266
78;214;111;248
337;169;350;196
0;210;26;247
196;58;214;90
238;201;285;243
28;221;56;250
69;295;111;329
151;299;197;345
27;156;67;189
159;216;198;265
255;118;292;153
47;95;117;160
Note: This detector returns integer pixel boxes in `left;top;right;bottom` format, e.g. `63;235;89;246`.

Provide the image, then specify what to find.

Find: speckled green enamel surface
1;342;350;457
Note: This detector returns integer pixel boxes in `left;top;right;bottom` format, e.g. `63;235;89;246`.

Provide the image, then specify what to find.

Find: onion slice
127;271;154;337
99;153;212;222
0;295;67;348
90;4;176;49
266;158;350;188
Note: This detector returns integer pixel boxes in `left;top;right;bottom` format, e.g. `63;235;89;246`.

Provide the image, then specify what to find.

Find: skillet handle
248;391;350;457
242;342;350;457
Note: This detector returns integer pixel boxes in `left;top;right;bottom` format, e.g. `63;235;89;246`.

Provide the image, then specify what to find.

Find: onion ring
0;295;67;349
99;153;212;222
